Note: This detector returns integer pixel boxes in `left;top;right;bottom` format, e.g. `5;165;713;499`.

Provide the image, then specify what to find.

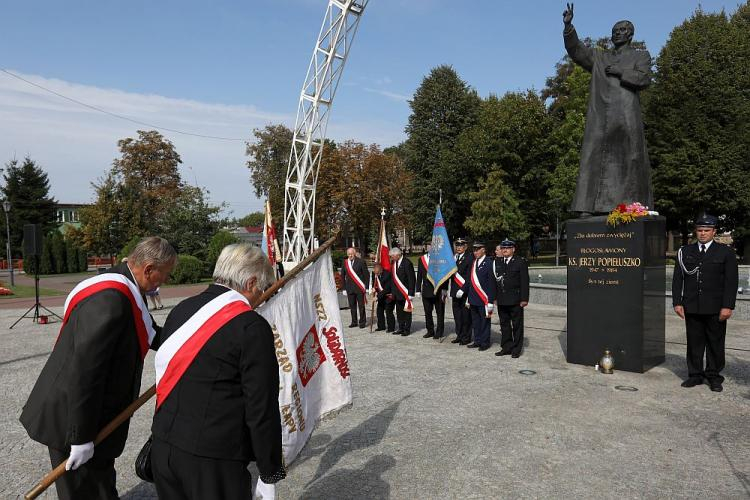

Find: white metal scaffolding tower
282;0;369;264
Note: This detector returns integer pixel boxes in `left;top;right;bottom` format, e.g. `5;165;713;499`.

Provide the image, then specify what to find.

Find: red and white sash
344;258;367;294
61;273;154;359
391;259;413;310
470;258;491;315
420;254;429;272
154;289;252;408
453;254;466;290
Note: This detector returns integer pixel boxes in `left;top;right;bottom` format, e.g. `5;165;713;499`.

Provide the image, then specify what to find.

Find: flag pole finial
380;207;385;219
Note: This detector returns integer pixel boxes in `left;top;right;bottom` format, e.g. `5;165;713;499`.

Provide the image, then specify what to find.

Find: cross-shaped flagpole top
380;207;385;220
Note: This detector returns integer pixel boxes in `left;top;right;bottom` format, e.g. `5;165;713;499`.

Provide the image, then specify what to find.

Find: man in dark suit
416;244;448;339
672;214;739;392
151;243;285;499
371;262;396;332
389;247;416;336
20;237;176;500
450;238;473;345
493;239;530;358
341;247;370;328
464;242;496;351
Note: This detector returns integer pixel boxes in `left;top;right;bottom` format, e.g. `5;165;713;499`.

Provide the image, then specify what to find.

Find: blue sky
0;0;738;214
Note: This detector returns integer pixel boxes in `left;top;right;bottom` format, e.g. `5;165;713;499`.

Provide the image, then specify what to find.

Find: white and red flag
376;216;391;272
258;250;352;463
261;200;281;267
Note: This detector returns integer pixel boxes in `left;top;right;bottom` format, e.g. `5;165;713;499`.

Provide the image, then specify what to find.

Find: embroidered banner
258;250;352;463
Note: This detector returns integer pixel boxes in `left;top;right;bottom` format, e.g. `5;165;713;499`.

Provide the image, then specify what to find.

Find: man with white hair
151;243;285;499
389;247;416;336
21;236;176;500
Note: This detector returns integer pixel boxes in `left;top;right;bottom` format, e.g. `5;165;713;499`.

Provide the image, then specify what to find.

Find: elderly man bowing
151;243;285;499
20;237;176;500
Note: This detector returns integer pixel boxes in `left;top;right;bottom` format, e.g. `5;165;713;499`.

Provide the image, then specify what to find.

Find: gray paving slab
0;297;748;499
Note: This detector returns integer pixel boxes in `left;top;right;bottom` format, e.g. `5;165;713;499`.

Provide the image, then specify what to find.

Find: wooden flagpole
23;233;339;500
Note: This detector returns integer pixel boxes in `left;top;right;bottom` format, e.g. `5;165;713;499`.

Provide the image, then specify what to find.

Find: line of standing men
359;238;530;356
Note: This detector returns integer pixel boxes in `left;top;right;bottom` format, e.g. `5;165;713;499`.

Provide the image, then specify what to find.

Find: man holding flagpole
20;237;176;500
420;206;458;341
390;247;416;336
465;242;497;351
341;247;370;328
150;244;285;500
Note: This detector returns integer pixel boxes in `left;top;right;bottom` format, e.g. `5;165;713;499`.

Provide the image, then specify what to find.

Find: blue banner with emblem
427;206;457;289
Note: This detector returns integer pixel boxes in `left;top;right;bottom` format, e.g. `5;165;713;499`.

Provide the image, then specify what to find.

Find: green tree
80;172;130;258
158;186;224;261
65;238;79;273
1;157;57;256
245;124;293;217
236;211;265;227
315;141;413;248
403;65;481;241
645;5;750;243
207;230;239;272
114;130;182;232
455;91;555;238
81;130;182;254
49;231;66;274
464;170;528;241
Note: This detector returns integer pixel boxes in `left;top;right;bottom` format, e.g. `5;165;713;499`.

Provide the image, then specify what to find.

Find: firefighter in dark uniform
464;241;496;351
371;262;396;332
416;245;449;340
672;214;738;392
450;238;473;345
492;239;530;358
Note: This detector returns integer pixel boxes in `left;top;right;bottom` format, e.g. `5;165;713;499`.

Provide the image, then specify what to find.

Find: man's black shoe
433;335;442;340
495;350;512;357
709;383;723;392
375;327;386;332
511;353;520;358
423;332;434;339
359;324;366;329
401;331;411;336
467;343;480;348
392;330;402;335
386;329;394;333
478;345;490;352
451;338;462;344
348;323;357;328
459;340;471;345
681;378;702;388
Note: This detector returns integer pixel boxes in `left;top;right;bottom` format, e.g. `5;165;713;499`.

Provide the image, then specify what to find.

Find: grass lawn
0;284;66;299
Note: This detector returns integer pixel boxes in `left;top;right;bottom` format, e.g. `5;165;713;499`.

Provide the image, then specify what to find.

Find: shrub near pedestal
170;254;203;284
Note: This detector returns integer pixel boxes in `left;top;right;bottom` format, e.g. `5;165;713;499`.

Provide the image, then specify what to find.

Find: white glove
255;478;276;499
342;290;347;296
456;290;464;298
66;442;94;470
486;304;494;312
415;292;421;298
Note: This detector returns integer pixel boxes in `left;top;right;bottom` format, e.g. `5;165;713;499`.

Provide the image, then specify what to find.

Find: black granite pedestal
566;216;666;373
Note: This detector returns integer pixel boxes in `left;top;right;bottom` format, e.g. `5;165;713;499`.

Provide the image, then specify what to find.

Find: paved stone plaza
1;297;748;499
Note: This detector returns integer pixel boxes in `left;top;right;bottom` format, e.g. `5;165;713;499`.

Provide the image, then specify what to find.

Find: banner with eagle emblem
257;250;352;463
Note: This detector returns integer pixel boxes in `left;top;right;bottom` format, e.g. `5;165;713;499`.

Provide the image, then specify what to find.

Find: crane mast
282;0;369;265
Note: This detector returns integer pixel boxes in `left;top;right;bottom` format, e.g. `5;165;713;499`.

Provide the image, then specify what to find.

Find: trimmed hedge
170;254;203;284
